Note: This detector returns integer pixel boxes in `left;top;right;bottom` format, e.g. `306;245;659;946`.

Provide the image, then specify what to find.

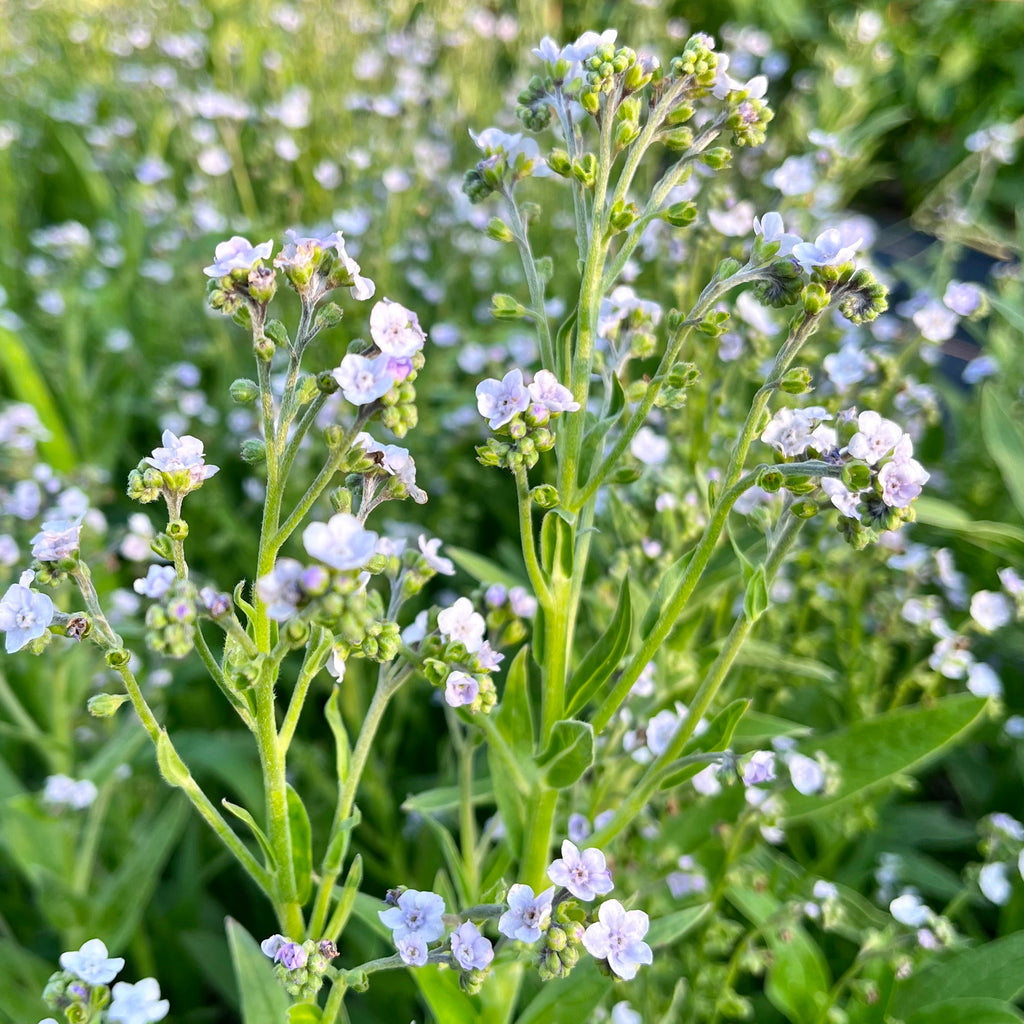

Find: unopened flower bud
314;303;344;332
486;218;515;243
166;519;188;541
530;484;560;508
491;293;529;320
151;533;174;561
801;283;830;314
106;648;131;668
779;367;813;394
230;378;259;404
241;439;267;464
547;149;572;177
664;201;698;227
701;146;732;169
254;336;275;362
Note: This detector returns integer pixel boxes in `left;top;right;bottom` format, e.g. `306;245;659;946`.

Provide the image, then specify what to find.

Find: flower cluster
127;429;219;512
759;406;929;545
41;938;168;1024
260;935;339;999
475;369;578;472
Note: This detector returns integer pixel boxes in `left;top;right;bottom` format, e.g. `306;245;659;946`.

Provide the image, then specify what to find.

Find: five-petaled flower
0;581;54;653
581;899;653;980
378;889;447;942
498;884;555;943
107;977;170;1024
450;921;495;972
547;839;614;901
59;938;125;986
203;236;273;278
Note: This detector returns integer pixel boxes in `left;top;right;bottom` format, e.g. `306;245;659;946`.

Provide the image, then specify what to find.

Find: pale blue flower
450;921;494;971
498;884;555;943
582;900;652;980
0;583;54;653
379;889;446;942
203;235;273;277
59;938;124;985
108;977;169;1024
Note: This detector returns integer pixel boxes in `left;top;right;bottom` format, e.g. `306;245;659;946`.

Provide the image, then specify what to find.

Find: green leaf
495;645;534;759
321;808;361;875
446;546;526;589
727;885;830;1024
93;796;190;949
647;904;711;947
420;814;470;908
476;962;522;1024
226;917;291;1024
287;1005;324;1024
906;999;1023;1024
537;719;594;788
893;930;1024;1014
660;700;750;789
913;495;1024;555
488;745;524;852
327;853;363;938
540;511;574;581
733;711;811;742
402;778;496;816
287;785;313;904
981;386;1024;520
414;964;480;1024
223;800;277;869
0;325;76;471
742;565;769;622
325;686;350;787
156;730;191;788
516;960;613;1024
0;938;58;1022
731;641;839;685
566;579;632;716
783;694;988;821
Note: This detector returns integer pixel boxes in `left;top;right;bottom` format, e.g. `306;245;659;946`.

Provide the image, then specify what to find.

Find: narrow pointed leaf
566;578;632;716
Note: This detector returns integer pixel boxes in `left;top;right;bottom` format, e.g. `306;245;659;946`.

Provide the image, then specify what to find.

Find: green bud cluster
458;967;489;995
837;269;888;324
44;969;111;1020
273;939;338;999
728;96;774;148
476;421;556;472
145;584;197;659
515;75;552;131
379;376;419;439
462;167;494;205
669;34;720;93
754;260;804;308
126;464;165;504
537;901;586;980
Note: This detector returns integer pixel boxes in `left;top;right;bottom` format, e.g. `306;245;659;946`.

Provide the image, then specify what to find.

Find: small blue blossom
0;581;55;653
107;978;169;1024
203;235;273;277
59;938;125;986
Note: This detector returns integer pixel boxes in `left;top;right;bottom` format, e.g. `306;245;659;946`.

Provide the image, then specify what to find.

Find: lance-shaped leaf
537;719;594;788
566;578;632;716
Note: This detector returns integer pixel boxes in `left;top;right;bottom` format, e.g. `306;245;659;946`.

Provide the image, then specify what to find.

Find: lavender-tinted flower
396;933;429;966
581;899;653;980
44;774;98;810
203;236;273;277
760;406;832;457
302;513;378;571
145;430;218;490
276;942;308;970
630;426;669;465
943;280;984;317
60;938;125;985
134;564;176;599
499;884;555;943
445;671;479;708
476;369;531;429
967;662;1002;699
198;586;231;617
450;921;494;971
742;750;776;786
107;978;170;1024
508;585;538;617
846;411;902;465
255;558;307;621
878;457;929;509
333;353;396;406
30;516;83;561
260;934;287;959
912;300;959;343
379;889;446;942
547;839;614;901
752;211;801;256
528;370;580;414
787;752;825;795
792;229;861;272
0;582;54;653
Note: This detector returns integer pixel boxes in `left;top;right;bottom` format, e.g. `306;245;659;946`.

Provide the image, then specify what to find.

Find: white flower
107;978;169;1024
708;201;756;237
444;671;479;708
133;564;176;599
145;430;219;489
370;298;426;357
966;662;1003;699
581;899;653;980
498;884;555;943
691;763;722;796
970;590;1012;632
823;344;874;390
847;411;903;465
630;426;670;465
418;535;455;575
912;300;959;343
378;889;446;942
60;938;125;985
646;707;683;757
753;212;801;256
889;892;931;927
611;1002;643;1024
43;774;98;810
547;840;614;901
450;921;494;971
560;29;617;63
999;567;1024;597
508;585;538;618
437;597;486;653
333;353;396;406
791;229;862;273
787;752;825;795
476;369;531;429
302;513;378;571
760;406;832;457
470;128;552;178
528;370;580;414
979;862;1012;906
256;558;308;621
354;433;427;503
203;235;273;277
821;477;861;519
0;583;54;653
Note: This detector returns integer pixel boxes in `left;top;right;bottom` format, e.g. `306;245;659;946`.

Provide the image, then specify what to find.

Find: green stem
72;780;113;895
503;192;554;371
513;466;550;604
521;787;559;891
194;624;254;728
591;512;805;848
457;725;480;899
